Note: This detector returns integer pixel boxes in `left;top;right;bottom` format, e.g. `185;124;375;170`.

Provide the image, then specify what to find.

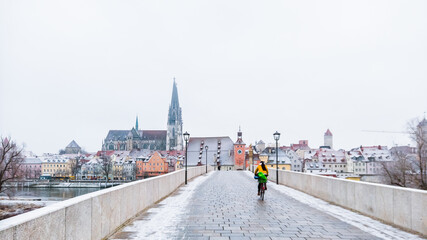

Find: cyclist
254;161;269;195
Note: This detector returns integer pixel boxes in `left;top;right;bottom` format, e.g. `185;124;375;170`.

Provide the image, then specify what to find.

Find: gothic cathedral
103;80;183;151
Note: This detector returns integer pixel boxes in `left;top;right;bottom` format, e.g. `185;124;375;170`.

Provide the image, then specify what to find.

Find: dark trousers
258;182;267;192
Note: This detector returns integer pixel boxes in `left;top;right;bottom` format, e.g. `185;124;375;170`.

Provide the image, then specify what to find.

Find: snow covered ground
260;172;423;240
112;171;423;240
0;200;57;206
113;171;213;239
0;200;57;221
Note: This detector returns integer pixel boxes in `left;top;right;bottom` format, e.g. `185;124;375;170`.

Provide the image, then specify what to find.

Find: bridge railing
0;166;211;240
268;168;426;236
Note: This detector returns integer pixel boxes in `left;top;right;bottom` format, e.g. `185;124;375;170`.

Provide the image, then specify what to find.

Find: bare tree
81;168;88;179
380;118;427;190
0;137;24;194
69;158;81;179
35;168;41;179
132;161;137;180
380;152;415;187
24;167;30;179
92;164;101;179
100;153;112;182
408;118;427;190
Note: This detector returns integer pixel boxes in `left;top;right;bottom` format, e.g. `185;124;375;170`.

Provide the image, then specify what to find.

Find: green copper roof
136;116;139;130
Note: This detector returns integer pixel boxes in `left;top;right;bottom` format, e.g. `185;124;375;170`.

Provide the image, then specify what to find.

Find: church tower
324;129;333;149
166;79;183;151
234;127;246;170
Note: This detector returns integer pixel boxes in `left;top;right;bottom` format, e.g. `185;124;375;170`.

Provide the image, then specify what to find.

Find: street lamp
205;145;209;173
273;131;281;185
183;131;190;185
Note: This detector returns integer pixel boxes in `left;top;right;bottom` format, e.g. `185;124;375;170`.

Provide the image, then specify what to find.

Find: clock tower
234;127;246;170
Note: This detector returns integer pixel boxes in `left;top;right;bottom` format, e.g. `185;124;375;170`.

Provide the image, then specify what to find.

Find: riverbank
0;183;121;220
0;186;102;202
0;199;57;221
0;186;100;221
6;181;123;188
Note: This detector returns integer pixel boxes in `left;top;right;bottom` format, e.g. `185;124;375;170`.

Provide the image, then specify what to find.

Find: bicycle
254;174;267;201
259;182;266;201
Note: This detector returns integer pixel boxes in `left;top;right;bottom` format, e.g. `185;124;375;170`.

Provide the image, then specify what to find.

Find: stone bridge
109;171;424;240
0;167;425;240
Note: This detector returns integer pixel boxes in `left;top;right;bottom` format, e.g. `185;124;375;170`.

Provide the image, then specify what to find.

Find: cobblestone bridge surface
110;171;422;240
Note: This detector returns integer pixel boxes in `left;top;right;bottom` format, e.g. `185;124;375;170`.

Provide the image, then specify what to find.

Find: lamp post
205;145;208;173
273;131;281;185
184;131;190;185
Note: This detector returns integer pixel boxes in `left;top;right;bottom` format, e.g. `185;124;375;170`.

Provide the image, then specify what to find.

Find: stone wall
268;168;426;236
0;166;210;240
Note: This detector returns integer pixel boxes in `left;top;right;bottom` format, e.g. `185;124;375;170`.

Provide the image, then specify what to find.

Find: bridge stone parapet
0;166;211;240
268;168;426;236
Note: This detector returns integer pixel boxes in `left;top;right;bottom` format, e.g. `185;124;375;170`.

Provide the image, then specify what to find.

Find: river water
0;187;102;201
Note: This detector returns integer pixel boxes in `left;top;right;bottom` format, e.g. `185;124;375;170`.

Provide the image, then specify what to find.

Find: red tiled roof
360;145;387;151
142;130;167;139
96;150;115;156
325;129;333;136
159;150;185;156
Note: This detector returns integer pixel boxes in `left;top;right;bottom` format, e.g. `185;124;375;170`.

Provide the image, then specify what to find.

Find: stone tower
166;79;183;151
324;129;333;149
234;127;246;170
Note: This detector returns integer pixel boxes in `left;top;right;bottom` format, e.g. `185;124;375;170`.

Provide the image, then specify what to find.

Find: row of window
43;169;66;173
329;165;345;168
137;162;164;166
43;164;66;168
138;168;163;171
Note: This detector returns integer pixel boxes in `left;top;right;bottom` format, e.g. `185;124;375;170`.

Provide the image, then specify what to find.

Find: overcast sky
1;0;426;155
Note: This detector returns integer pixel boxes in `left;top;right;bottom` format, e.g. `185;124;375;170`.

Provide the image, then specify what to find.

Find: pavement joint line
109;171;422;240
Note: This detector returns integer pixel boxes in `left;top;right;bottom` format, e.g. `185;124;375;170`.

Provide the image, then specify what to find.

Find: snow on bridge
110;171;423;240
